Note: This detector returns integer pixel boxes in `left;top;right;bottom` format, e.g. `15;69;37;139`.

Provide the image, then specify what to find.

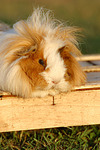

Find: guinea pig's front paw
31;89;59;98
31;90;49;98
48;89;59;96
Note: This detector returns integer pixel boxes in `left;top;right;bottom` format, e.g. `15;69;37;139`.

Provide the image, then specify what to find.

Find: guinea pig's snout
52;80;60;84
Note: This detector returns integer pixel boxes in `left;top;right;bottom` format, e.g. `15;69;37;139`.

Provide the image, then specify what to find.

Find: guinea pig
0;8;86;98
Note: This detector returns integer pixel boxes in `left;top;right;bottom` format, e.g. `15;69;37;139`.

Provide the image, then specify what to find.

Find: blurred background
0;0;100;54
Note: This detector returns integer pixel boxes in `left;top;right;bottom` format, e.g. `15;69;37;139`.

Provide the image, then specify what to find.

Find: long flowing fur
0;8;86;98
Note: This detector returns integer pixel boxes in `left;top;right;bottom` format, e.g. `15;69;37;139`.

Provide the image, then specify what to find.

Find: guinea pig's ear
57;27;82;56
65;40;82;56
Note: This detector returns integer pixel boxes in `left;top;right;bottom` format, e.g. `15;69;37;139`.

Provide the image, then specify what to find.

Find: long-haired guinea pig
0;8;86;98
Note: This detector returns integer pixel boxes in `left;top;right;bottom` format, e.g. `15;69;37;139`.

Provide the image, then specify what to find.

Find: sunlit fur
0;8;86;98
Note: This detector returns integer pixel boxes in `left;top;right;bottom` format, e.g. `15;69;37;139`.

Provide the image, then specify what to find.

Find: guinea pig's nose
52;80;60;84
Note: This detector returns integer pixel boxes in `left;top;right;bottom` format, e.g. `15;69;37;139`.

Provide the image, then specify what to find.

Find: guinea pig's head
40;35;86;92
1;8;86;98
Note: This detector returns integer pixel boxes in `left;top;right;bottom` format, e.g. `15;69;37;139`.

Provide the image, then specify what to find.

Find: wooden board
0;54;100;132
76;54;100;61
0;89;100;132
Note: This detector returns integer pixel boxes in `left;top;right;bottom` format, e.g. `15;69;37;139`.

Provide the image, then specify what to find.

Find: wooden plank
76;54;100;61
0;89;100;132
74;83;100;90
83;66;100;72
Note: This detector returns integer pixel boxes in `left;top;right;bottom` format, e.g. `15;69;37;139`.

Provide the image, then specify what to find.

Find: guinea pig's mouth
50;79;70;92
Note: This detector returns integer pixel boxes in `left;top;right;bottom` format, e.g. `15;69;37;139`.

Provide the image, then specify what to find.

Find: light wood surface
0;89;100;132
76;54;100;61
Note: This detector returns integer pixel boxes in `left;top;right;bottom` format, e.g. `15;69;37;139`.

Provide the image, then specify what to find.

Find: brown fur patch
19;48;48;90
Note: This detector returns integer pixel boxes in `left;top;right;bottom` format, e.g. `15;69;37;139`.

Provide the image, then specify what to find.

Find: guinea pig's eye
33;49;36;52
31;48;36;52
39;59;46;68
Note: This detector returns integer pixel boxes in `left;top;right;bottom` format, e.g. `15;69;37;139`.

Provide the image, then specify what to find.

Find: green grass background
0;0;100;149
0;0;100;54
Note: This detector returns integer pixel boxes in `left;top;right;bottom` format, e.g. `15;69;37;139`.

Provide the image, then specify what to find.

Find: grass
0;0;100;149
0;126;100;149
